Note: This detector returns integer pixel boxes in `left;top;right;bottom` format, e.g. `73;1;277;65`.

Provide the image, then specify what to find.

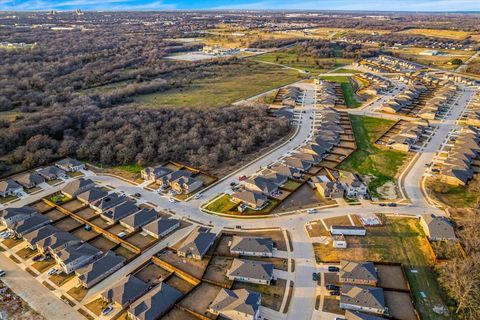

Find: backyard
318;75;362;108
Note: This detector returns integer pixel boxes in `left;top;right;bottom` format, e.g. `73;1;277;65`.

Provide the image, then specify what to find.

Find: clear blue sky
1;0;479;11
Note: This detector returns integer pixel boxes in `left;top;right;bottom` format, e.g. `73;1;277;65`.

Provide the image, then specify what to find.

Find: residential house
142;218;180;239
420;214;457;241
230;191;268;211
55;158;85;172
102;275;149;308
101;201;139;224
36;231;82;254
90;193;127;213
76;187;108;205
76;251;125;288
53;242;102;274
0;179;23;198
157;170;192;188
0;206;37;225
141;166;172;181
37;166;67;181
269;164;303;180
230;236;274;257
263;173;288;187
7;214;51;237
331;226;367;236
340;285;386;315
313;180;345;199
177;227;216;260
345;310;386;320
120;208;158;232
127;282;183;320
337;171;368;198
340;261;378;286
227;258;274;285
14;172;45;189
244;176;279;196
61;178;95;198
208;288;261;320
170;176;203;194
23;225;59;250
283;157;312;172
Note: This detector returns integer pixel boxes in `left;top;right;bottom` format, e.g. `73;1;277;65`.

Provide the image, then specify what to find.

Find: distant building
0;179;23;198
141;166;172;181
14;172;45;189
333;234;347;249
230;191;269;211
331;225;366;236
55;158;85;172
37;166;67;181
61;178;95;198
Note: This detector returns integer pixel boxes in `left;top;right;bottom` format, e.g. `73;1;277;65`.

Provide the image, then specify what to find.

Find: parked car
134;193;141;198
328;266;339;272
117;232;126;239
0;269;5;277
238;175;248;181
330;290;340;296
307;209;317;214
326;284;340;291
312;272;318;281
194;193;202;199
47;268;58;276
84;225;92;231
388;203;397;207
101;306;113;316
378;203;386;207
32;254;44;262
169;198;177;203
1;232;11;239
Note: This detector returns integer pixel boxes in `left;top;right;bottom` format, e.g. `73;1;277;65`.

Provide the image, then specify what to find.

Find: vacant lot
274;183;332;212
61;199;85;212
90;216;111;229
232;278;287;311
158;250;209;279
323;216;353;229
384;290;417;320
43;209;66;222
114;245;137;260
204;194;238;213
135;62;300;108
126;232;157;249
397;28;469;40
31;201;53;213
338;115;408;198
72;227;98;241
306;221;330;238
376;264;409;291
179;283;222;319
165;274;195;294
203;256;234;285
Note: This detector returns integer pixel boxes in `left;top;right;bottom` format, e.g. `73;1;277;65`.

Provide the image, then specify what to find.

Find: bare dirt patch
203;256;234;286
376;264;409;291
179;283;222;319
165;274;194;294
384;290;417;320
157;250;209;279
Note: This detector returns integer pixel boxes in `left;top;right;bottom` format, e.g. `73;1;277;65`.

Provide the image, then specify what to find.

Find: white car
117;232;126;239
47;268;58;276
169;198;177;203
0;269;5;277
101;306;113;316
307;209;317;214
2;232;11;239
193;193;202;199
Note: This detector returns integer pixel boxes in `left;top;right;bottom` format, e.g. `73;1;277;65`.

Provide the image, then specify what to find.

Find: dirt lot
67;285;88;302
222;229;287;251
158;250;209;279
232;278;287;311
214;235;233;256
53;216;82;232
323;215;353;228
89;235;118;252
165;274;194;294
179;283;221;319
75;207;98;220
15;247;37;260
126;232;157;249
135;262;171;284
0;281;45;320
106;224;129;235
273;184;331;212
90;217;111;229
72;227;98;241
376;264;409;291
2;238;23;249
31;201;53;213
31;259;56;273
306;221;329;238
43;209;66;222
61;200;85;212
162;308;198;320
322;296;344;315
203;256;233;285
384;290;417;320
114;245;137;260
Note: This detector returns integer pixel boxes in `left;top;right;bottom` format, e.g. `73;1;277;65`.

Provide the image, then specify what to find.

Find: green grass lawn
204;194;238;213
135;62;301;108
338;115;408;197
318;75;361;108
49;193;70;204
110;164;144;174
253;51;329;74
428;179;478;208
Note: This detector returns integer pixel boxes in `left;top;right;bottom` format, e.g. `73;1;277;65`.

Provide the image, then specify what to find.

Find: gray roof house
61;178;95;198
244;176;279;196
340;285;386;315
14;172;45;189
120;208;158;232
102;275;149;308
340;261;378;286
142;218;180;239
55;158;85;172
76;251;125;288
0;179;23;197
54;242;102;274
36;231;81;254
269;164;303;180
420;214;457;241
283;157;312;172
7;214;52;237
157;169;192;188
37;166;66;181
141;166;172;181
90;193;127;213
230;236;274;257
227;258;274;285
177;227;216;260
101;201;139;224
345;310;386;320
230;191;269;211
77;187;108;205
1;206;37;225
23;225;59;249
208;288;261;320
127;282;183;320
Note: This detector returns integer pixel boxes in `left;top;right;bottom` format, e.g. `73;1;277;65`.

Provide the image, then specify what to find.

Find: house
331;226;367;236
36;231;82;254
14;172;45;189
90;193;127;213
420;214;457;241
208;288;261;320
337;172;368;198
0;179;23;198
7;214;51;237
102;275;149;308
230;191;268;211
227;258;274;285
263;173;288;187
333;234;347;249
37;166;67;181
23;225;59;250
283;157;312;172
127;282;183;320
157;170;192;188
269;164;303;180
55;158;85;172
0;206;37;225
345;310;386;320
77;187;108;205
177;227;216;260
340;285;386;315
340;261;378;286
170;176;203;194
141;166;172;181
76;251;125;288
61;178;95;198
142;218;180;239
244;176;279;196
101;201;139;224
53;242;102;274
120;208;158;232
314;180;345;199
230;236;274;257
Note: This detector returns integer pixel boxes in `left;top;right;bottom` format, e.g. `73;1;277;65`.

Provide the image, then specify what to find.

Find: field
396;28;470;40
134;62;301;108
314;217;449;320
426;178;477;208
387;47;475;70
338;115;408;198
319;75;361;108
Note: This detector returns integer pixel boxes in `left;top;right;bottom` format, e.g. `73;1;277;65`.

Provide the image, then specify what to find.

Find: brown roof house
14;172;45;189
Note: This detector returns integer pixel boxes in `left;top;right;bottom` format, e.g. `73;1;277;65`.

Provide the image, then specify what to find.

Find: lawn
338;115;408;198
314;217;449;320
318;75;361;108
204;194;238;213
48;193;70;205
0;194;18;204
135;62;301;108
427;179;477;208
397;28;470;40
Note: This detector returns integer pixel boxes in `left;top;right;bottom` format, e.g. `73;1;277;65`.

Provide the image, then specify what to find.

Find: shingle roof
209;288;260;317
9;214;51;236
128;282;182;320
340;261;378;284
340;285;385;311
1;206;37;221
15;172;45;186
178;228;216;258
23;225;59;247
421;214;456;240
231;191;268;208
227;258;274;282
55;242;101;265
120;208;157;229
102;201;139;222
102;275;148;306
76;251;125;285
77;187;108;204
142;218;179;236
91;193;127;211
61;178;94;197
230;236;274;255
345;310;386;320
0;179;22;192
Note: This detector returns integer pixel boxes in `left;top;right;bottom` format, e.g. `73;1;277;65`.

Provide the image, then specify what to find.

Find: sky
1;0;480;12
